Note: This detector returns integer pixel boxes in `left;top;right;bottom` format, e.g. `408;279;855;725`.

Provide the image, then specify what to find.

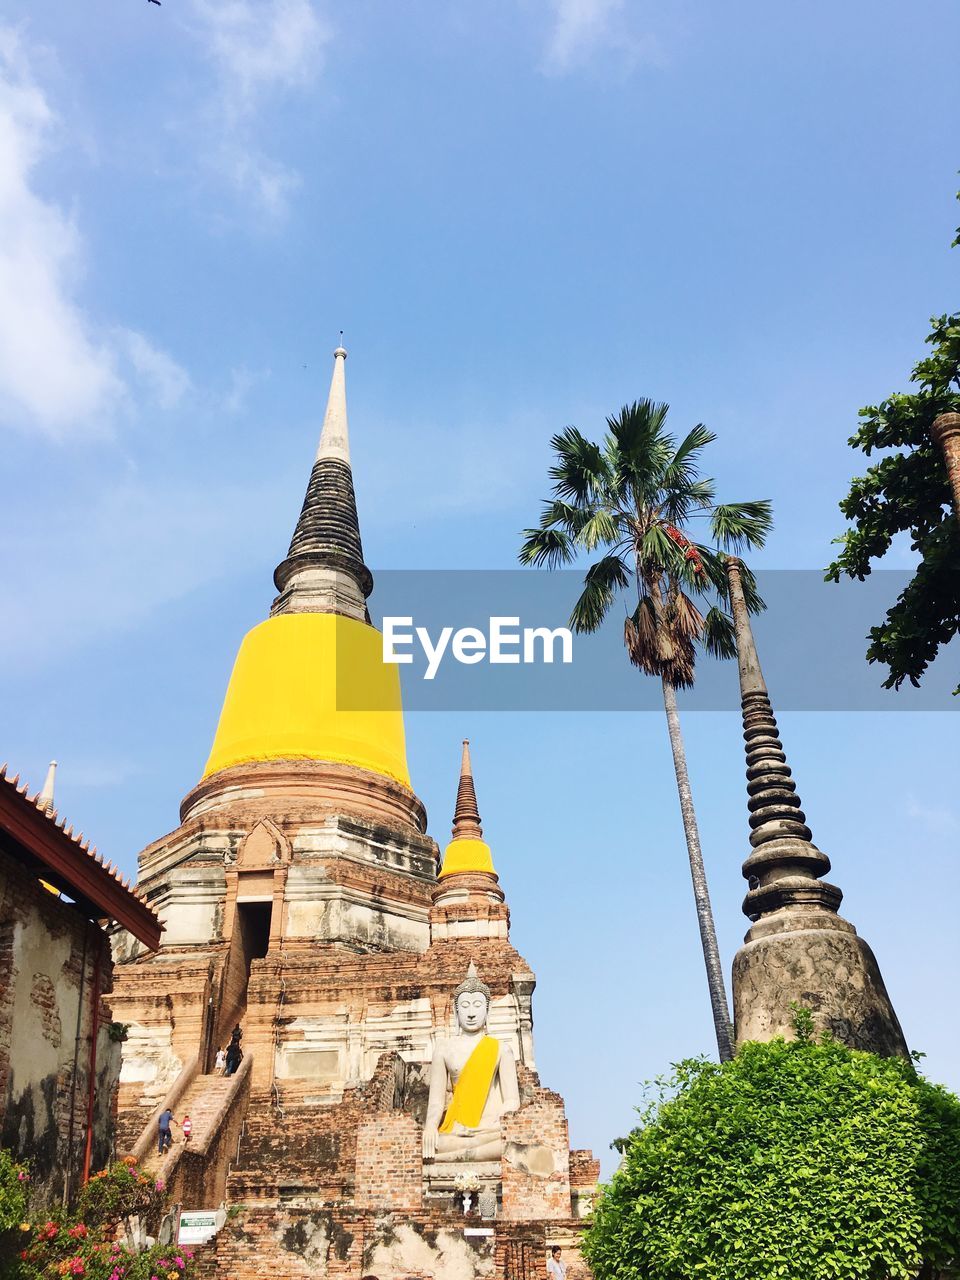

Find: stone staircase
138;1073;238;1181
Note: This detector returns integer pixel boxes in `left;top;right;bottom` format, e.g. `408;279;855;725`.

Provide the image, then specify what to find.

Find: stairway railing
128;1054;201;1165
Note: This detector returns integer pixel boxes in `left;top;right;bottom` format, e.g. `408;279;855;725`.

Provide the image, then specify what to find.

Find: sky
1;0;958;1175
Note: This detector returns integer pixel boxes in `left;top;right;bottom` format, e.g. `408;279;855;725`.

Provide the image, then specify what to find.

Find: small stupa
726;557;907;1056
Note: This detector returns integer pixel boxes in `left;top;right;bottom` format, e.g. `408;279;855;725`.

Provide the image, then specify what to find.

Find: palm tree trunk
660;675;734;1062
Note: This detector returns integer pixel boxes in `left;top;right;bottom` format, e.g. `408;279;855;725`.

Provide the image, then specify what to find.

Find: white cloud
541;0;664;74
0;28;122;436
221;143;301;220
189;0;331;218
194;0;329;117
117;329;192;410
0;28;191;437
222;364;266;414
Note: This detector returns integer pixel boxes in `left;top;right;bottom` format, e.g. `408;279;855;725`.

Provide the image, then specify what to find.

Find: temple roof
0;764;162;949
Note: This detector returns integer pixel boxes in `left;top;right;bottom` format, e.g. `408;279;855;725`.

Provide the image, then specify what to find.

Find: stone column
268;867;288;949
726;558;907;1056
931;411;960;516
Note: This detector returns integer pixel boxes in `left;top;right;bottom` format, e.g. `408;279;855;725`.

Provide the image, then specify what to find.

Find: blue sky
1;1;958;1173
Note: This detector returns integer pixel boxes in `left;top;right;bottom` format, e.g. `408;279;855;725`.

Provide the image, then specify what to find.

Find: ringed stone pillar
726;558;907;1056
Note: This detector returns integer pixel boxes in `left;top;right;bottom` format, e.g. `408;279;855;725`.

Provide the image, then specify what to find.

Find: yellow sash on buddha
439;1036;499;1133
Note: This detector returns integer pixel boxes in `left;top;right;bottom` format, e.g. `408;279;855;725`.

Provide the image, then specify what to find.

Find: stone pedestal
424;1158;502;1218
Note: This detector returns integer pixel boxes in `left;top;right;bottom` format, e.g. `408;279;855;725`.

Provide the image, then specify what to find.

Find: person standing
547;1245;567;1279
182;1114;193;1145
215;1047;226;1075
225;1037;242;1077
157;1107;175;1155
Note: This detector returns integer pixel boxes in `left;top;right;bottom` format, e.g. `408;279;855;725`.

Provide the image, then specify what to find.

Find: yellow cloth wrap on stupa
202;613;411;787
438;837;496;879
439;1035;499;1133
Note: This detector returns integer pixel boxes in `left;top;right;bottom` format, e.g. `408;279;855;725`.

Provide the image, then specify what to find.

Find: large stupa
110;347;597;1280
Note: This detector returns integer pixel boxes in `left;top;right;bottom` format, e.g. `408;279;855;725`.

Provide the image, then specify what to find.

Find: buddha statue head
453;961;490;1033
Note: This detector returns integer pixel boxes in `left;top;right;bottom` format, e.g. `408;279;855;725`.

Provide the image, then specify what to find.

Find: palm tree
519;400;772;1062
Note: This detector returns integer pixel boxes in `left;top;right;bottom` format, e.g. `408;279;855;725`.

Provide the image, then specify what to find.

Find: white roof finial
37;760;57;814
315;339;350;464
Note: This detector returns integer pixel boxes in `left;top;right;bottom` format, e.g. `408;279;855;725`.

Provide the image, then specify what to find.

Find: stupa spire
199;340;414;793
725;558;839;920
271;343;372;619
315;336;350;464
726;557;907;1056
438;739;496;879
37;760;57;814
452;739;483;841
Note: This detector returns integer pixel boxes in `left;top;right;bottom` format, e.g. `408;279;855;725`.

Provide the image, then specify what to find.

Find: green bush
0;1150;30;1236
583;1037;960;1280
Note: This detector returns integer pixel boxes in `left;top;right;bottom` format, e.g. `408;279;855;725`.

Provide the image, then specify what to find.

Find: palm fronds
701;606;737;660
710;500;774;551
519;400;773;686
548;427;609;505
570;555;631;633
518;526;575;568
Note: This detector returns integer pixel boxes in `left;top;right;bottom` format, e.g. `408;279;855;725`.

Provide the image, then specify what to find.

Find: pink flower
155;1179;165;1191
174;1258;185;1268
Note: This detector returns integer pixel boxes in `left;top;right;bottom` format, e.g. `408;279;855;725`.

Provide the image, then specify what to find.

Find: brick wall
501;1090;572;1221
354;1110;422;1209
0;848;119;1206
193;1204;563;1280
568;1150;600;1188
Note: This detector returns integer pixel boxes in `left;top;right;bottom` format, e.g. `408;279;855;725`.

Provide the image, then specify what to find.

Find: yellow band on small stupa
439;837;495;879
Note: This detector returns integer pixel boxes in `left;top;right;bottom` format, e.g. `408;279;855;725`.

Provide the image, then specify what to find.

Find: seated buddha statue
422;962;520;1163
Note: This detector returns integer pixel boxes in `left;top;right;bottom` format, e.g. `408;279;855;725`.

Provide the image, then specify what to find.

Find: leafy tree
826;195;960;690
519;401;772;1062
584;1035;960;1280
